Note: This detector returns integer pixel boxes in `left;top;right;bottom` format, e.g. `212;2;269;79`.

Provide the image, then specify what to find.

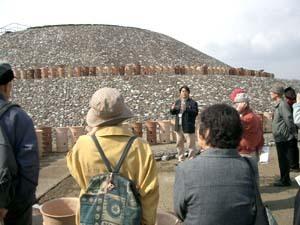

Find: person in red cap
229;89;264;162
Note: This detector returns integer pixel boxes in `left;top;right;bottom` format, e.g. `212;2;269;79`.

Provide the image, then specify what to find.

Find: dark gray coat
174;148;256;225
272;99;297;142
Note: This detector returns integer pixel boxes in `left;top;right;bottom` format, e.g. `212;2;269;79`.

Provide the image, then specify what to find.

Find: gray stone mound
0;24;228;68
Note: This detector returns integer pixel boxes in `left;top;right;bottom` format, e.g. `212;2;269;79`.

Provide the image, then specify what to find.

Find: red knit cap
229;88;245;101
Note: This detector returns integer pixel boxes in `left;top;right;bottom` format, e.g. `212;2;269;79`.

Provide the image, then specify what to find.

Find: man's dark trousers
276;140;293;183
288;138;299;169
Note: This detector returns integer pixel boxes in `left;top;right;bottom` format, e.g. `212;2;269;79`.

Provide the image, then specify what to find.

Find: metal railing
0;23;28;35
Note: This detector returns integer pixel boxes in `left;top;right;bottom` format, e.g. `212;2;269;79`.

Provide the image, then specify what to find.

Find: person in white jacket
293;93;300;225
293;93;300;127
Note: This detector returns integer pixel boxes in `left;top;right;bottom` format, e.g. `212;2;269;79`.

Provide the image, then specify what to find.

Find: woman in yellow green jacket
66;87;159;225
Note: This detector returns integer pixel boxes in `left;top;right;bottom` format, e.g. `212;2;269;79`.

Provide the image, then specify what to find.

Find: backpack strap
114;136;137;173
91;135;113;172
0;102;19;119
91;135;137;173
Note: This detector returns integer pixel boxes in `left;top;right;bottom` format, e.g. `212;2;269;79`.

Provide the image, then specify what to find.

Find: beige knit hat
86;87;133;127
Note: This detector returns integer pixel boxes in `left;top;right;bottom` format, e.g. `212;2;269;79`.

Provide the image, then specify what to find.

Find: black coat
170;98;198;133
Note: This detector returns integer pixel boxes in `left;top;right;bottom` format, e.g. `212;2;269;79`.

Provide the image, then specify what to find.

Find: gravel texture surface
11;74;300;128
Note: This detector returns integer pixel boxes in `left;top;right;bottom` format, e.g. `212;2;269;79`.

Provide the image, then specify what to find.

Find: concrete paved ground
34;142;300;225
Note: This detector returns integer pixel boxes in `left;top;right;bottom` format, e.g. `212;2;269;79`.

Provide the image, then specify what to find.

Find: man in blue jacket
0;63;39;225
170;85;198;162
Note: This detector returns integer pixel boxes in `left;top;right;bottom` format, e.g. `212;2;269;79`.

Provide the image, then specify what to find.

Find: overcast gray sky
1;0;299;80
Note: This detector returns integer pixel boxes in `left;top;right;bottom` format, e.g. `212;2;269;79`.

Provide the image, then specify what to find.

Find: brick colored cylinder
118;65;125;76
41;67;49;78
145;121;157;145
69;126;85;145
201;64;208;75
170;119;176;143
34;68;42;79
82;67;89;76
26;69;35;79
157;120;171;144
13;69;21;79
35;129;44;158
89;67;96;76
38;126;52;153
20;69;27;79
55;127;69;152
131;122;143;137
49;67;57;78
57;66;65;77
263;112;273;133
74;67;81;77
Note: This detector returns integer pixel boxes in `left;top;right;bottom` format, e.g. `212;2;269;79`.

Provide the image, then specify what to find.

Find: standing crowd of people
0;62;300;225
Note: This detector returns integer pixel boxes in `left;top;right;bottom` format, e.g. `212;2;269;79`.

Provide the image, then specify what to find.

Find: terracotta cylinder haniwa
102;66;109;75
134;63;141;75
55;127;69;152
74;67;81;77
69;126;85;144
26;69;35;79
38;126;53;153
119;65;125;76
157;120;171;144
170;119;176;143
82;67;89;76
66;66;73;77
41;67;49;78
49;67;57;78
156;210;178;225
263;112;273;133
201;64;208;75
131;122;143;137
57;67;65;77
13;69;21;79
40;197;78;225
125;64;134;76
20;69;27;79
89;67;96;76
35;129;44;158
111;66;118;75
34;68;42;79
145;121;157;145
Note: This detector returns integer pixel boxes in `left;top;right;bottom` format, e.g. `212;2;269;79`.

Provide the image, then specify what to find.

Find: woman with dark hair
174;104;258;225
284;87;299;171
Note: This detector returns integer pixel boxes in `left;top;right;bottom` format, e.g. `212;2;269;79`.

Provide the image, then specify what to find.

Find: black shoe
273;180;291;187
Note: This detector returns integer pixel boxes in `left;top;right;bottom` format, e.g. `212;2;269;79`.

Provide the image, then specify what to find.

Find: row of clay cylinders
13;65;274;79
35;126;86;157
131;120;175;145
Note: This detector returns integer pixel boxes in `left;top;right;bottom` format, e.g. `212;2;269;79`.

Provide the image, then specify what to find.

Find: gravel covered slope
12;74;300;127
0;24;228;68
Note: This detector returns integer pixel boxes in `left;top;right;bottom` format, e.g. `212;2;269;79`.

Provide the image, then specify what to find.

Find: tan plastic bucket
40;197;78;225
156;210;181;225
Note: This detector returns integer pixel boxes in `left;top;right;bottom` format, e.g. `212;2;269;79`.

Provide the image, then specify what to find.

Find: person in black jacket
170;85;198;162
284;87;299;171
